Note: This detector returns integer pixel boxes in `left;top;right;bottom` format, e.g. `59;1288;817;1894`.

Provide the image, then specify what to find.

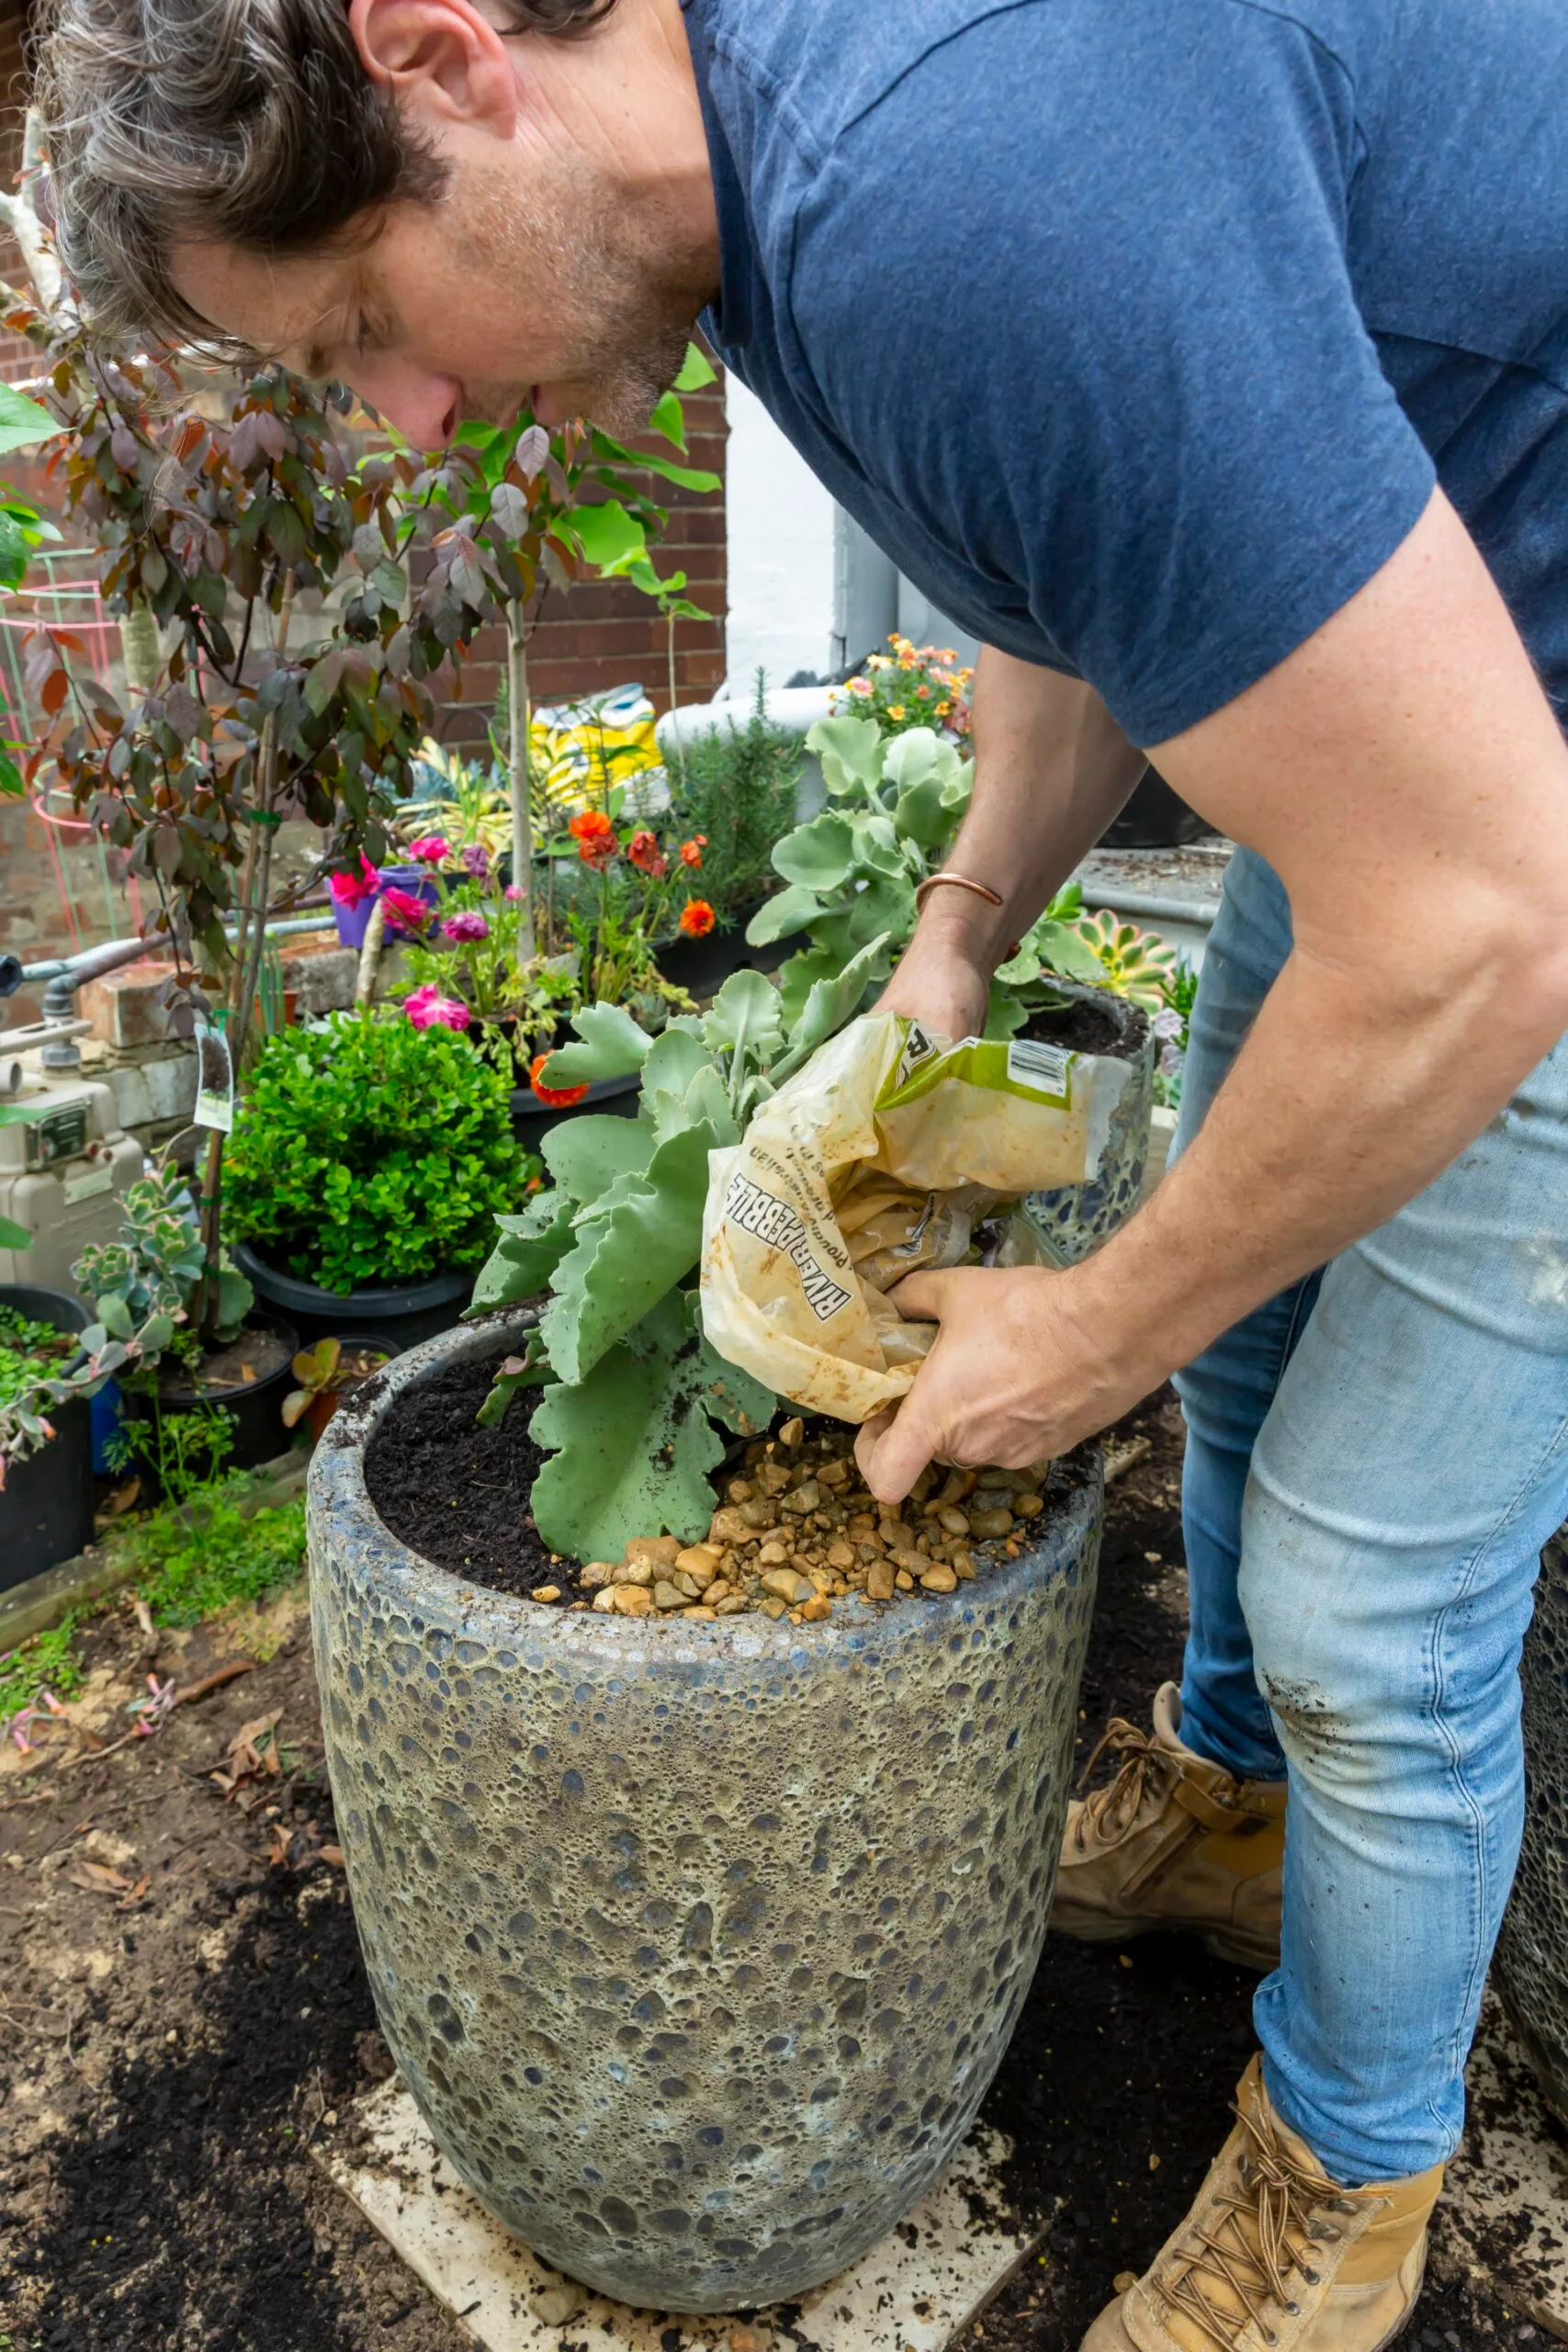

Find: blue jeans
1171;847;1568;2184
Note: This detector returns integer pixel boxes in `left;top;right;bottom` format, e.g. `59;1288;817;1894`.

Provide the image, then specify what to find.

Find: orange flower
679;834;706;868
626;828;667;876
569;808;616;867
678;899;716;938
529;1052;591;1109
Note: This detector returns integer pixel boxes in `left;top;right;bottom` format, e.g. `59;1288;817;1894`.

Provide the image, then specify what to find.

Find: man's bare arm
859;489;1568;1499
877;650;1147;1040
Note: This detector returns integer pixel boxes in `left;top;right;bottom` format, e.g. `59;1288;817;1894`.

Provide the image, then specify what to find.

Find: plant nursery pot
1096;764;1213;850
307;1309;1104;2312
332;864;438;952
130;1312;300;1482
506;1067;643;1158
1021;983;1156;1266
0;1283;93;1590
653;899;794;997
1494;1522;1568;2125
232;1240;473;1353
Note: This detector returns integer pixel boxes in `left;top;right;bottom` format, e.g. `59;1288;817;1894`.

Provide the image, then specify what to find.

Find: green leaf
776;932;893;1075
771;809;855;891
468;1188;577;1311
540;1118;718;1383
137;1312;176;1358
983;980;1031;1041
637;1023;714;1104
745;884;824;947
542;1115;656;1204
773;946;844;1032
591;428;721;494
476;1335;550;1428
529;1292;772;1560
648;389;687;450
0;1212;28;1250
97;1294;134;1340
571;497;649;572
702;967;785;1065
806;714;885;800
674;344;717;392
543;1001;652;1085
0;384;57;457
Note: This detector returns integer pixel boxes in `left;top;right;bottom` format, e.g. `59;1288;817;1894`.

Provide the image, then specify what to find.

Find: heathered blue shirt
682;0;1568;745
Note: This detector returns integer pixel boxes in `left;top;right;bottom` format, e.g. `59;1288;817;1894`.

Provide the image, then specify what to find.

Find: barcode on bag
1006;1037;1071;1094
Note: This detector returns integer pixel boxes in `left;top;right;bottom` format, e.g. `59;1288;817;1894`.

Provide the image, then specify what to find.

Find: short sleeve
787;0;1436;743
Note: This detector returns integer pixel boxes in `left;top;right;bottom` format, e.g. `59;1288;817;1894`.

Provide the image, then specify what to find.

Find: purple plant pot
332;864;439;950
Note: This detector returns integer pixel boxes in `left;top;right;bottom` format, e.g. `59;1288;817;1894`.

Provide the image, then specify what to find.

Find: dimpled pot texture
1024;983;1155;1266
308;1312;1103;2312
1495;1525;1568;2126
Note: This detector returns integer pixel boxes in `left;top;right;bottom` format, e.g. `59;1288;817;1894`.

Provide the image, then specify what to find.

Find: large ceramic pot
309;1313;1103;2312
1495;1525;1568;2123
1023;983;1156;1265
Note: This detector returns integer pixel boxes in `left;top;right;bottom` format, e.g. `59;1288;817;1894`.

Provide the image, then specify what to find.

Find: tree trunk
507;599;535;962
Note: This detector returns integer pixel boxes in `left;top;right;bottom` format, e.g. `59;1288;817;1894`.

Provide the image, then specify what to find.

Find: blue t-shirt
682;0;1568;744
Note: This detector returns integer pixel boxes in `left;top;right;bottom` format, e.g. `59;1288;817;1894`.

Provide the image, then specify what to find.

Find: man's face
174;132;699;447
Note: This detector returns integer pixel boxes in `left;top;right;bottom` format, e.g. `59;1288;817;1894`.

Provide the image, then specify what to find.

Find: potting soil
364;1345;1060;1623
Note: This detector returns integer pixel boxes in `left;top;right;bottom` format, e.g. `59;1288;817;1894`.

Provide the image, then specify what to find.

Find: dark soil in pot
130;1312;299;1482
366;1341;1077;1624
506;1065;641;1155
1021;994;1147;1058
653;899;794;995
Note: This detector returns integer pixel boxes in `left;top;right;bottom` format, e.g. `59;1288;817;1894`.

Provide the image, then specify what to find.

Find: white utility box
0;1070;144;1291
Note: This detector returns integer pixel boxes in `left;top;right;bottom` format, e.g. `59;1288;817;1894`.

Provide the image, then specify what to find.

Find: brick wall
0;0;728;971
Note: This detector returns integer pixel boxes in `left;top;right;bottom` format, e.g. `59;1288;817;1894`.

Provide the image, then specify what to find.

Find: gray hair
36;0;618;346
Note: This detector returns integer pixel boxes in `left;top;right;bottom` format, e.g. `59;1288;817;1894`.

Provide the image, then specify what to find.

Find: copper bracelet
913;871;1020;960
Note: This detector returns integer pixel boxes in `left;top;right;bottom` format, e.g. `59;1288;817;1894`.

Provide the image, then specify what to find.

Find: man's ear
347;0;518;136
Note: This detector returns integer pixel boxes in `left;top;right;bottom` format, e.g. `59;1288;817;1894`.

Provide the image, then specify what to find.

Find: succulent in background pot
283;1333;396;1442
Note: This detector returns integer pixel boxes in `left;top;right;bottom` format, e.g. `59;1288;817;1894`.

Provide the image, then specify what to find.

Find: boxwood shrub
224;1011;525;1295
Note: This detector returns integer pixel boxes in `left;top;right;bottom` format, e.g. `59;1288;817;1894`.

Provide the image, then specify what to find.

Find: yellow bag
700;1012;1133;1421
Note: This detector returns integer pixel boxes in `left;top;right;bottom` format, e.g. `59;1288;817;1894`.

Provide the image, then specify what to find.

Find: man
38;0;1568;2342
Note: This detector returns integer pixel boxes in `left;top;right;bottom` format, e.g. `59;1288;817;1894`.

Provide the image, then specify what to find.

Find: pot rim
309;1306;1103;1667
232;1238;472;1314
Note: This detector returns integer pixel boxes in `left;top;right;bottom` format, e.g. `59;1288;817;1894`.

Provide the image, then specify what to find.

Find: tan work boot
1081;2054;1442;2350
1053;1684;1285;1970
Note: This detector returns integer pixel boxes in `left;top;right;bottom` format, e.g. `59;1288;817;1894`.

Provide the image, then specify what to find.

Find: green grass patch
114;1487;307;1627
0;1610;85;1727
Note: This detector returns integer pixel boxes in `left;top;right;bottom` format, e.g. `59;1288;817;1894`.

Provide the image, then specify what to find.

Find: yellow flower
889;704;907;720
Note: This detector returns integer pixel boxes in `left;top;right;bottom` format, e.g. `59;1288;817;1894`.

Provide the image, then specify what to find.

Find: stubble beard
456;155;703;437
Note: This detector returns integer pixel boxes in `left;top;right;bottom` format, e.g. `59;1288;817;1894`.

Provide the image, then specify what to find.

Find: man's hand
853;1264;1152;1502
874;916;992;1042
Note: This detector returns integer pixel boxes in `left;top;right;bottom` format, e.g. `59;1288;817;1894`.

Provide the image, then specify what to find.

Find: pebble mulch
527;1419;1050;1625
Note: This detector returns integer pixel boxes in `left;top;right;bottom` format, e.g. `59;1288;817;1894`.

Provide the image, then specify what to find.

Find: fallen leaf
66;1860;133;1894
118;1874;152;1908
319;1844;344;1868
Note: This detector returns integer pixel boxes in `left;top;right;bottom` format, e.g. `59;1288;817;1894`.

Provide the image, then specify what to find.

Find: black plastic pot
232;1240;473;1351
654;899;795;996
0;1283;94;1590
1098;764;1214;850
143;1312;300;1475
506;1066;641;1158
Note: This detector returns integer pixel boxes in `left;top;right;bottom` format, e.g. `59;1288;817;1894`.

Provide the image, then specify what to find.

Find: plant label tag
193;1012;234;1134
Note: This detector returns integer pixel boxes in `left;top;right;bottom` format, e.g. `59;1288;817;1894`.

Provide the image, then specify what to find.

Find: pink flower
381;885;434;933
408;835;450;865
404;985;471;1033
460;842;491;881
441;910;490;944
329;853;380;910
504;884;526;903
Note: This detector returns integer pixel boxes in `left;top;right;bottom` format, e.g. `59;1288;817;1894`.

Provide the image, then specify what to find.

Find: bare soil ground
0;1393;1550;2350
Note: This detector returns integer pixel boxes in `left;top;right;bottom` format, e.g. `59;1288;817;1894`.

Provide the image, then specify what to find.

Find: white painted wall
721;375;837;695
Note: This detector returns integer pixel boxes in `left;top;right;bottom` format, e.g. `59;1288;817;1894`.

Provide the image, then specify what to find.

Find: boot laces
1163;2091;1352;2349
1070;1717;1176;1850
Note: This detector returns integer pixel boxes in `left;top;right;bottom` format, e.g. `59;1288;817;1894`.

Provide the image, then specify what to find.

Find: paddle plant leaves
529;1293;774;1560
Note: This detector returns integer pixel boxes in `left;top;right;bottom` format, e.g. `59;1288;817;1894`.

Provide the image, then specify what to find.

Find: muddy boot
1080;2055;1443;2350
1052;1683;1285;1970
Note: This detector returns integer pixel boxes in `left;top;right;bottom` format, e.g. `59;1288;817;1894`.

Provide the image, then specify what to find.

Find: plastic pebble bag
700;1011;1133;1422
